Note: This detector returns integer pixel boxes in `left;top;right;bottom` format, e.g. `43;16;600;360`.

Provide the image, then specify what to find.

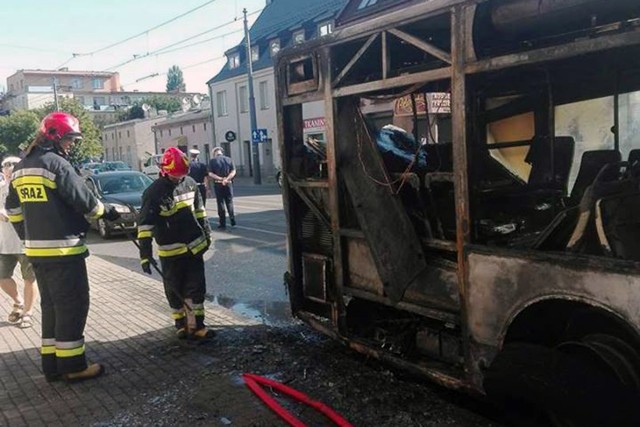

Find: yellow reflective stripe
191;239;208;255
41;345;56;355
159;201;193;217
7;213;23;223
25;245;88;257
171;312;186;320
138;231;152;239
195;210;207;219
87;201;105;220
158;246;188;257
56;345;85;358
141;258;149;265
12;175;57;189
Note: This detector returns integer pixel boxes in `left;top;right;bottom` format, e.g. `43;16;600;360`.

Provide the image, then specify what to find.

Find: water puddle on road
205;294;294;326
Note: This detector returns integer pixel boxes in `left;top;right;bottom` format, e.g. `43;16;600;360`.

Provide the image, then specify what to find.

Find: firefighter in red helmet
5;111;121;383
137;147;214;340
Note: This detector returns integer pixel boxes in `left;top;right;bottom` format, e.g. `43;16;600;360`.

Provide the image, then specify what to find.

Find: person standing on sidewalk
207;147;236;229
137;147;215;340
5;112;120;383
0;156;38;329
188;149;209;207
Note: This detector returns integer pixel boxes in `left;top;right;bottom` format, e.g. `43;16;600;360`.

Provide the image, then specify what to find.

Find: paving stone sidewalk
0;255;261;427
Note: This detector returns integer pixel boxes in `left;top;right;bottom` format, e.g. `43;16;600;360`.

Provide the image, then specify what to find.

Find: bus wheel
483;343;640;427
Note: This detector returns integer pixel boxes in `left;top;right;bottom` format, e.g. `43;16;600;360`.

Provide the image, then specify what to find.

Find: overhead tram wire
104;8;262;72
119;55;226;88
85;0;221;56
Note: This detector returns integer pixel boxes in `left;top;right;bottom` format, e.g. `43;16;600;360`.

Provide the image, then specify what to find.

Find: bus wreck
275;0;640;424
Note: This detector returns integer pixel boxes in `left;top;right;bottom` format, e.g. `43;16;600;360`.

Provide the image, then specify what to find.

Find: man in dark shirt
208;147;236;229
188;149;209;207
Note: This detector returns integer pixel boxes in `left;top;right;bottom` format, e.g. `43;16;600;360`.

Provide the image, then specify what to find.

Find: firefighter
137;147;214;340
5;112;121;383
188;149;209;207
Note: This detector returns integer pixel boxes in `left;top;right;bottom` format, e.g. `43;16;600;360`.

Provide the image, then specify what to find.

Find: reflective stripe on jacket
5;145;104;262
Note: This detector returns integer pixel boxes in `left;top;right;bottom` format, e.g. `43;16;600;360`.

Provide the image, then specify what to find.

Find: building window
92;78;104;89
20;80;24;89
118;131;122;139
259;81;270;110
71;79;83;89
358;0;378;9
127;130;130;138
228;53;240;69
119;146;123;160
169;129;172;136
180;127;184;135
160;130;163;138
319;21;333;36
269;39;280;57
238;86;248;113
216;91;228;117
192;124;196;133
251;45;260;62
93;96;106;110
293;30;305;45
204;122;207;131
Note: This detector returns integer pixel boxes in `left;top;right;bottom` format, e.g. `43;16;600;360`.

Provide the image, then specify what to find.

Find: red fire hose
242;373;354;427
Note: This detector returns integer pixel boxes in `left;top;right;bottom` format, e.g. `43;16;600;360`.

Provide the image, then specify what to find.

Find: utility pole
243;8;261;184
52;77;59;111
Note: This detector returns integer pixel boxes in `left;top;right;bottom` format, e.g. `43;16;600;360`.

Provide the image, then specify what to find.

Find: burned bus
275;0;640;424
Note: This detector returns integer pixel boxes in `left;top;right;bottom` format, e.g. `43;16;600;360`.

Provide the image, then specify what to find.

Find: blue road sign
251;128;268;143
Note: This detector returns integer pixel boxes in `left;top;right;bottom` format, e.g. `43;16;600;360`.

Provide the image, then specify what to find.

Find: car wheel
98;218;111;239
483;342;640;427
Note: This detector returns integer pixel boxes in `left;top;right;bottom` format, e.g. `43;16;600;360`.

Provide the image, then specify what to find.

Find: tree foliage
166;65;186;93
36;97;103;164
0;109;39;157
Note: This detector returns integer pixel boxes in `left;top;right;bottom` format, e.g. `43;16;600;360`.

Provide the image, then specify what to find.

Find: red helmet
39;112;82;142
160;147;189;178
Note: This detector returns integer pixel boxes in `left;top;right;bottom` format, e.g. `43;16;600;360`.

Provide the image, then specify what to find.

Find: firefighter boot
63;363;105;383
190;327;216;341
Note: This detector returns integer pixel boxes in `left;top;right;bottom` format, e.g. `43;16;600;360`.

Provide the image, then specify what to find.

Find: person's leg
225;185;236;226
198;184;207;208
214;185;226;227
18;255;38;328
31;263;57;379
0;254;23;322
159;256;188;338
49;260;92;375
183;254;214;339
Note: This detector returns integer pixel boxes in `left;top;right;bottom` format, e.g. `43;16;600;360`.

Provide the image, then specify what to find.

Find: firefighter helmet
39;112;82;142
160;147;189;178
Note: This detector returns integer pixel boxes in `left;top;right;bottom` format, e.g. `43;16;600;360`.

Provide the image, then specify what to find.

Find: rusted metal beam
322;47;348;334
332;33;379;87
382;31;389;80
333;66;451;98
466;28;640;74
282;91;325;106
288;180;331;230
451;3;474;385
387;28;452;64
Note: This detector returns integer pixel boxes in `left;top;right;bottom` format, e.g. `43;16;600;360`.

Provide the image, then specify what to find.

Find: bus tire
483;343;640;427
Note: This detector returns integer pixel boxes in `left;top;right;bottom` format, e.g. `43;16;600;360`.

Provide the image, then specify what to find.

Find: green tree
0;109;40;156
117;104;145;122
166;65;186;93
37;97;103;164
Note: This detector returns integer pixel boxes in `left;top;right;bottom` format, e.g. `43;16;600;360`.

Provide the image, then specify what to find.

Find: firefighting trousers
32;259;90;375
159;254;207;329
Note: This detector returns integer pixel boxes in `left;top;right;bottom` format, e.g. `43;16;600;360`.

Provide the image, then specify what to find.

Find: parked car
142;154;163;179
84;171;153;239
103;161;132;171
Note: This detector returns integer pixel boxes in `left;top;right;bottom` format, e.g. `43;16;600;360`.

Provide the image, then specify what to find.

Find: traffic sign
251;128;268;144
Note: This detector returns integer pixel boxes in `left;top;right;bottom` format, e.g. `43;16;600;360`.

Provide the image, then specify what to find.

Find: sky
0;0;265;94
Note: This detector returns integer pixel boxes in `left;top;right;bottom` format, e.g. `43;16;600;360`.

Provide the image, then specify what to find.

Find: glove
103;206;121;222
141;259;153;275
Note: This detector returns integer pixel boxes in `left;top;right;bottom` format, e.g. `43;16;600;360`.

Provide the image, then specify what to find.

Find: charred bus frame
276;0;640;422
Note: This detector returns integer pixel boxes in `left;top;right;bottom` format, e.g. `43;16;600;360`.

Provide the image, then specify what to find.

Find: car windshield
104;161;131;171
97;173;153;195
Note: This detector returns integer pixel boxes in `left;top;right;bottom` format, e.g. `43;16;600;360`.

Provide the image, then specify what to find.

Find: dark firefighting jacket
137;175;211;265
5;144;104;262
